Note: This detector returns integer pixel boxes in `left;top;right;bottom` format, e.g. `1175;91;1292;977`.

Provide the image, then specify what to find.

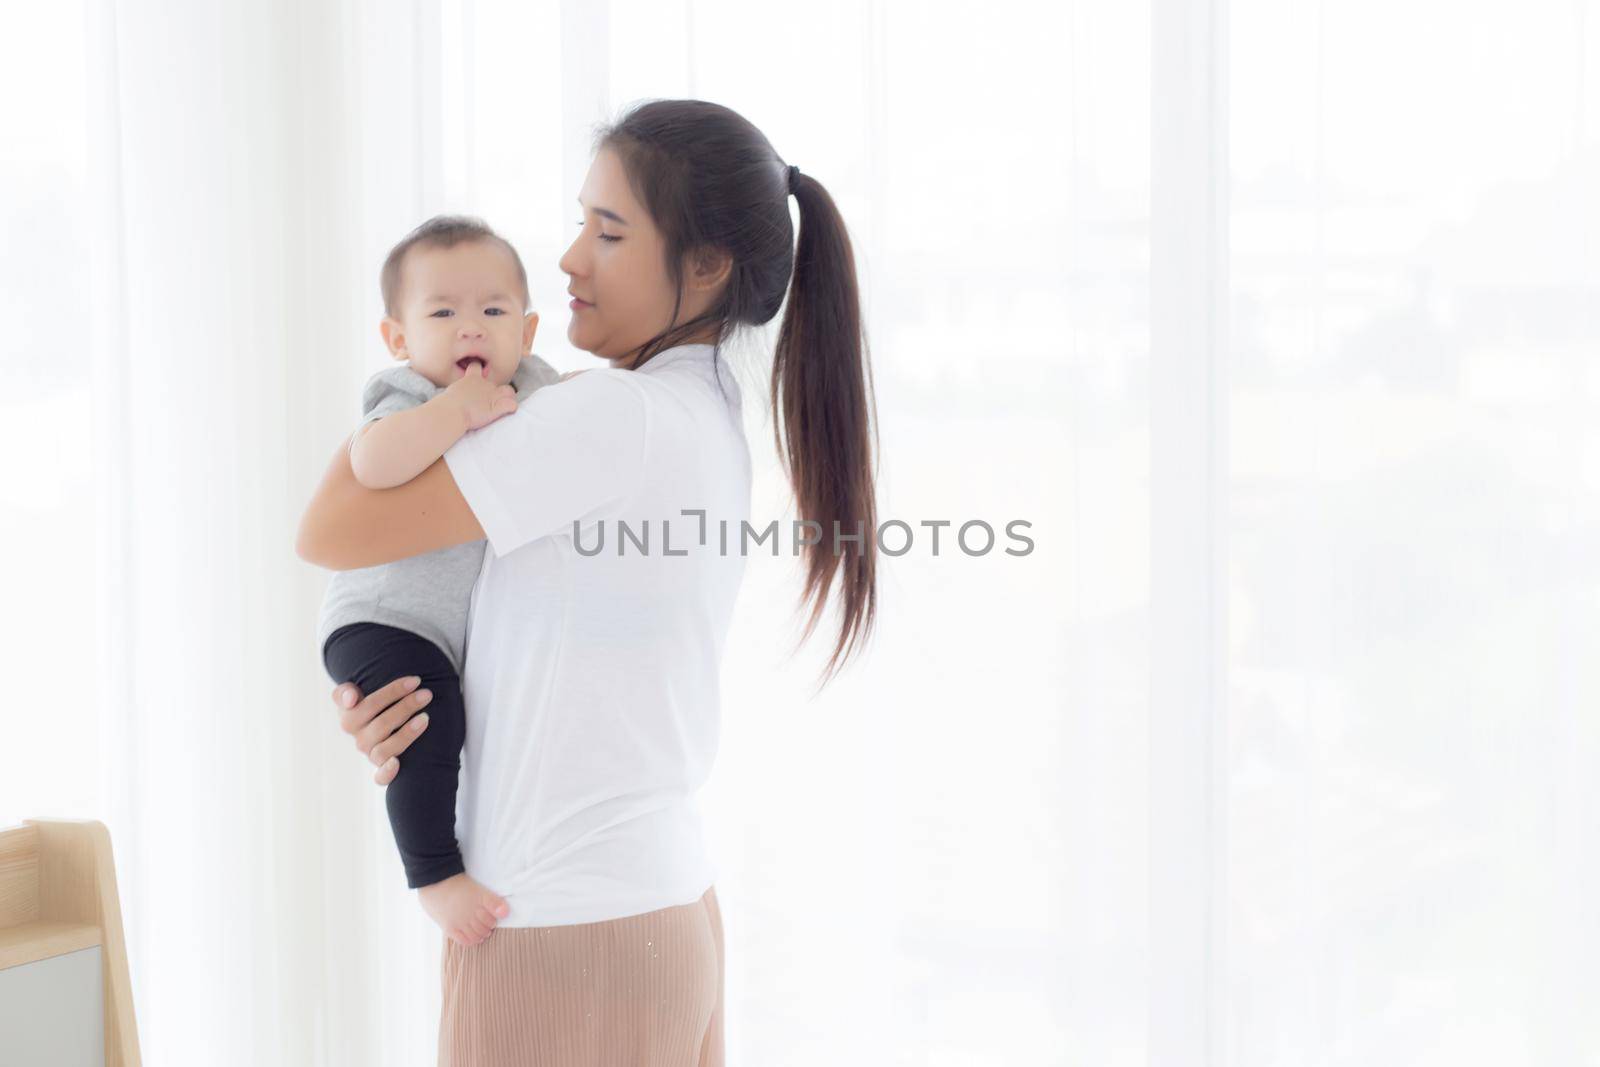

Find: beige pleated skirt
438;885;724;1067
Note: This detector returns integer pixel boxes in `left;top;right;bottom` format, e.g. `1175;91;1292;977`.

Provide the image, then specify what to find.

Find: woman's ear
686;246;733;294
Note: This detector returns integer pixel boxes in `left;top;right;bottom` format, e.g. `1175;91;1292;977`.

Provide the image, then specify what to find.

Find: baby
316;214;566;947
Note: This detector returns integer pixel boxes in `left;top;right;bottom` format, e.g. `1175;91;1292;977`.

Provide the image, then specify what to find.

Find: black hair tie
787;164;801;196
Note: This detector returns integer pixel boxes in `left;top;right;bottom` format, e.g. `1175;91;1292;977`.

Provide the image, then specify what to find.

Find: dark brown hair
594;99;880;691
379;214;530;318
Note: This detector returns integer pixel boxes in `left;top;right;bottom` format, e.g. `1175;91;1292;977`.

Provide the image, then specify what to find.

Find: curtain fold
79;0;449;1063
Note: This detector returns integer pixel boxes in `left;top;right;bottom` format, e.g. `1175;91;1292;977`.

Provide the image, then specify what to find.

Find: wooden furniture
0;818;142;1066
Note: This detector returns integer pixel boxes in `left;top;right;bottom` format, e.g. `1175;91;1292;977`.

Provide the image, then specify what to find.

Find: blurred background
3;0;1598;1063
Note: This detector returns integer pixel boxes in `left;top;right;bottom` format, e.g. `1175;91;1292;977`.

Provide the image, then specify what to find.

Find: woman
298;98;879;1066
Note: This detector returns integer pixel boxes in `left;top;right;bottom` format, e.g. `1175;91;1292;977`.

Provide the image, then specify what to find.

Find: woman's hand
331;676;434;785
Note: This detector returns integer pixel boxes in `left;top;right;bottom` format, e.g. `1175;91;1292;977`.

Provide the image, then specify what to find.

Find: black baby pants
324;621;467;889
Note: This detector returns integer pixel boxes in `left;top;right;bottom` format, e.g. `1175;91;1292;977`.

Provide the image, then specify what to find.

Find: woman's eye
577;220;621;243
430;309;453;318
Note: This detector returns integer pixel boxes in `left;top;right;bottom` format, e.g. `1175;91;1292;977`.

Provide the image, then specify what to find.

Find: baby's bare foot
418;872;510;947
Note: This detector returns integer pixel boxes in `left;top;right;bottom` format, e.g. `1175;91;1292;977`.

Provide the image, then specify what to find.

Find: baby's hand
444;364;518;431
418;871;511;947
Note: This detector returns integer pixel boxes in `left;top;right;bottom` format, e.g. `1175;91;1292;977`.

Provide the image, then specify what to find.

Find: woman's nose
559;239;583;277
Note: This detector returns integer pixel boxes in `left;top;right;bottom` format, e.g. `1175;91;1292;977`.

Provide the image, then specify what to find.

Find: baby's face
383;239;536;388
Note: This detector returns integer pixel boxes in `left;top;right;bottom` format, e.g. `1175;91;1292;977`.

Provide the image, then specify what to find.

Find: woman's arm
295;442;485;570
301;369;644;568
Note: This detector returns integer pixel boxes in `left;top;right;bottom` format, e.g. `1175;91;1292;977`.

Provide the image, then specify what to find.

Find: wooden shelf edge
0;919;102;970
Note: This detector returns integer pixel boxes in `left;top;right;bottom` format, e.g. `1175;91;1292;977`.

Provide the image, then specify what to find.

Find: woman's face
560;147;719;367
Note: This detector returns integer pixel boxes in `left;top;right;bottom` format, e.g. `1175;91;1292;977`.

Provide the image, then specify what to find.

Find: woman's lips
569;297;592;310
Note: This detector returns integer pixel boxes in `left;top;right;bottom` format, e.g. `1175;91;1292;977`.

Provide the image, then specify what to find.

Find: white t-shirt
441;342;751;926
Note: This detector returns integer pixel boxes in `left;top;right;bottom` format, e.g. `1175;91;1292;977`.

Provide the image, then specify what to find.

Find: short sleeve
348;392;420;453
348;366;436;454
442;369;648;556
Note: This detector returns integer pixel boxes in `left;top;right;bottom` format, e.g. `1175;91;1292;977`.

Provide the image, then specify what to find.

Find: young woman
298;98;880;1066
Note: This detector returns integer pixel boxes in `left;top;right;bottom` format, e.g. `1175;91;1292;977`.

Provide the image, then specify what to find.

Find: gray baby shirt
315;353;562;676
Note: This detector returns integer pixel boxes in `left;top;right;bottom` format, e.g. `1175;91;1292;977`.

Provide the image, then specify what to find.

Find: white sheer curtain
3;0;495;1062
2;0;1597;1064
1223;0;1600;1062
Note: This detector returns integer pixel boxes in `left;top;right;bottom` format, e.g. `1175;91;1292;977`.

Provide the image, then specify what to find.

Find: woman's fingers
332;682;362;715
362;690;433;768
335;679;383;735
372;757;399;786
339;675;420;745
331;675;429;785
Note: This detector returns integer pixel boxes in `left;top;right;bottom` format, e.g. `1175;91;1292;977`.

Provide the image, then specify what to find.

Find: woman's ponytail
597;100;881;691
772;172;880;690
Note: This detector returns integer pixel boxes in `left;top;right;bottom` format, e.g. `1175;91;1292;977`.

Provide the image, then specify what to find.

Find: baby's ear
379;317;407;358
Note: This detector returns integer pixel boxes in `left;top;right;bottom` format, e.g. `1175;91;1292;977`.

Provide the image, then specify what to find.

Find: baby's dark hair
379;214;530;317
